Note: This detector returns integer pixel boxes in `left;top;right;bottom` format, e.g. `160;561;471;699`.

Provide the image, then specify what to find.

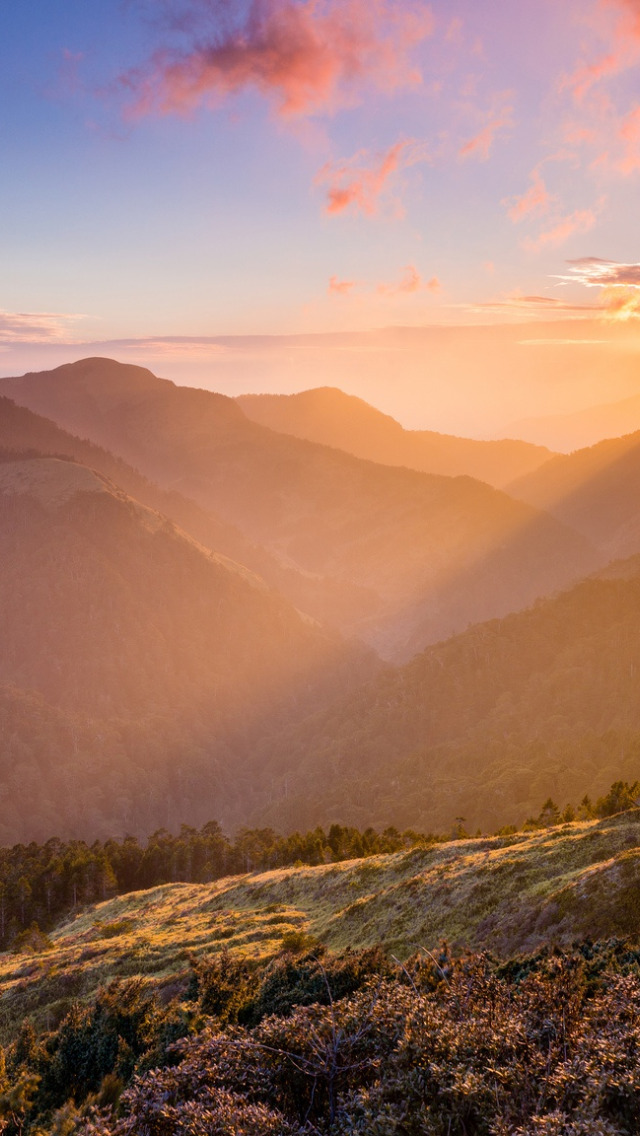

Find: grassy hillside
3;358;598;660
238;387;554;488
2;810;639;1043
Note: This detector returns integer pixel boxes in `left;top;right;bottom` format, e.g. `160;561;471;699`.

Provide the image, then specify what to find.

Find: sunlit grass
1;810;638;1041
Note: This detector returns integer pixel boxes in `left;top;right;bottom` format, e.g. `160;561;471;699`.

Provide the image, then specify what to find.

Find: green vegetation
4;939;640;1133
1;781;637;956
1;804;640;1047
0;449;373;846
255;563;640;833
0;820;411;953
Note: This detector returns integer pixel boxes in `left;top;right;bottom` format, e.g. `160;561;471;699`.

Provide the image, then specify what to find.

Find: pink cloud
459;103;513;161
377;264;439;296
327;265;439;299
328;276;356;295
503;169;554;223
618;104;640;171
523;207;598;251
121;0;434;120
564;0;640;103
317;139;429;217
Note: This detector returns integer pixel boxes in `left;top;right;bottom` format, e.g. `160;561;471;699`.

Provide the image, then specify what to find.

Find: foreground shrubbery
3;940;640;1134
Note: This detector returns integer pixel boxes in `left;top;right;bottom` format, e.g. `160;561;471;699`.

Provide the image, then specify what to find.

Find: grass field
2;810;639;1041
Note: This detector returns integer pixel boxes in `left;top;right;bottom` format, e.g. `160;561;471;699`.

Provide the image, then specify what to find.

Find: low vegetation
2;781;637;955
3;940;640;1134
1;802;639;1043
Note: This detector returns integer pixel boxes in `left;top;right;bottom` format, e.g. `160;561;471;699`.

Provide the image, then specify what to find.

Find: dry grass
1;811;639;1040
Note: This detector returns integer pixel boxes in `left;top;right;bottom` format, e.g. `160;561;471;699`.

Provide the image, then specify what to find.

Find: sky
1;0;640;434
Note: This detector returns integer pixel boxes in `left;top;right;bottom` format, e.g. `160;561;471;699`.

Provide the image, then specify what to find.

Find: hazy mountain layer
2;358;599;660
507;388;640;451
0;454;372;843
238;387;554;488
508;430;640;559
247;558;640;835
0;394;372;625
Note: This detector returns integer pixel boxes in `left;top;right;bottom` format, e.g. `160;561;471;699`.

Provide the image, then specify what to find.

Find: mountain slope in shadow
0;453;373;843
248;555;640;835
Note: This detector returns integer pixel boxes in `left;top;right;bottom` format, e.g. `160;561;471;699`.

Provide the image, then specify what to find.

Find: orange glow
602;286;640;320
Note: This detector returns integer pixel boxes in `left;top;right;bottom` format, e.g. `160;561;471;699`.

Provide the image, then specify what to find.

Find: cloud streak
121;0;434;119
0;310;85;344
556;257;640;288
327;264;439;299
554;257;640;320
459;99;513;161
317;139;429;216
504;169;554;223
523;207;599;251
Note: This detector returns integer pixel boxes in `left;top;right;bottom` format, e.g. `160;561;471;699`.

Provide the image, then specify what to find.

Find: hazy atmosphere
2;6;640;1135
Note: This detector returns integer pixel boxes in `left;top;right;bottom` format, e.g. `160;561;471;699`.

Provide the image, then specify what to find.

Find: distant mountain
238;387;554;488
247;557;640;835
0;394;364;623
505;390;640;451
0;454;371;843
507;431;640;560
2;358;599;660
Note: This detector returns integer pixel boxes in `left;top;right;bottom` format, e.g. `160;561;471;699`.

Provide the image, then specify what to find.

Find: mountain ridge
238;385;555;488
2;358;600;661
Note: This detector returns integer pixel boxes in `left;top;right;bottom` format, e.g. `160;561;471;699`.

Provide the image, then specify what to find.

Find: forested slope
248;559;640;833
0;455;373;843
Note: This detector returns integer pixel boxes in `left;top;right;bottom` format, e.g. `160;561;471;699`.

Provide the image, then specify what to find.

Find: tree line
2;778;639;953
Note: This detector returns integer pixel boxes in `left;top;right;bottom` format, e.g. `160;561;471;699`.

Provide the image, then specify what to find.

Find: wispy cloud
563;0;640;103
554;257;640;320
555;256;640;288
316;139;429;217
327;264;439;299
328;276;356;295
120;0;434;120
523;206;600;251
555;0;640;180
0;310;85;344
377;264;440;296
459;97;513;161
503;169;555;223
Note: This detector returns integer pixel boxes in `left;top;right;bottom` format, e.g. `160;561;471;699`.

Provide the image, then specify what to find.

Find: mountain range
237;386;553;487
507;389;640;451
0;442;371;844
2;358;597;661
3;357;640;843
